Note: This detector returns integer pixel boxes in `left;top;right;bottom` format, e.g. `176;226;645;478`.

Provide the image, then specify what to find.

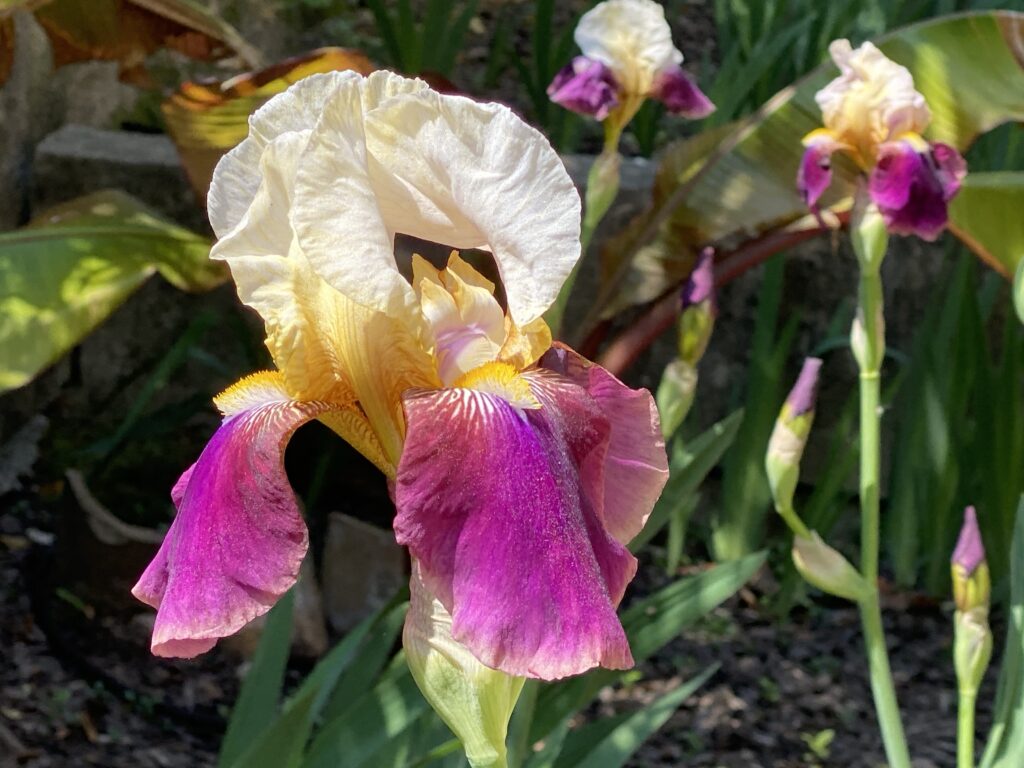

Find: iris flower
798;40;966;240
132;71;668;682
547;0;714;130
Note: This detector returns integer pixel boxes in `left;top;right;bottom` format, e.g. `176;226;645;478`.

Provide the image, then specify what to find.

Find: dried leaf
0;0;259;86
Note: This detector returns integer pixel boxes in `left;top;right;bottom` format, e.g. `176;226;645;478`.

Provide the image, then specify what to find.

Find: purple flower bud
953;506;985;576
680;248;715;311
651;65;715;119
547;56;620;121
786;357;822;417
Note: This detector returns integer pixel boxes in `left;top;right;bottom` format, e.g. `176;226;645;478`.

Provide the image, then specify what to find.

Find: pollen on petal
453;361;541;410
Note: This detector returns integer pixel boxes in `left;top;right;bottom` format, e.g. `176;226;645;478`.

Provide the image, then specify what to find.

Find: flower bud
766;357;822;514
656;359;697;439
677;249;716;366
951;506;990;614
851;187;890;273
954;607;993;697
404;564;524;768
792;532;870;603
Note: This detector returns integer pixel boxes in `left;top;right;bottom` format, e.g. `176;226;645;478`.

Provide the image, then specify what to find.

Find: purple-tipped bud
680;248;716;312
547;56;620;121
953;506;985;576
786;357;823;417
651;65;715;119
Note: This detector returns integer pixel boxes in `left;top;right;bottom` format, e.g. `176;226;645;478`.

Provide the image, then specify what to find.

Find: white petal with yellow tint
292;72;581;327
208;72;356;239
575;0;683;95
816;40;931;162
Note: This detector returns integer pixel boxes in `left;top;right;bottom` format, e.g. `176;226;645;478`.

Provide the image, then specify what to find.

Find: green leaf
980;495;1024;768
304;667;430;768
219;591;295;768
226;595;408;768
949;172;1024;278
552;665;717;768
531;552;765;742
601;11;1024;314
629;409;745;552
0;190;224;393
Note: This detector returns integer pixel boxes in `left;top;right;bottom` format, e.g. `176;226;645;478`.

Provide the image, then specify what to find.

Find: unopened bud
404;564;524;768
656;359;697;439
954;608;993;696
766;358;822;513
952;506;990;613
677;249;716;366
792;532;869;603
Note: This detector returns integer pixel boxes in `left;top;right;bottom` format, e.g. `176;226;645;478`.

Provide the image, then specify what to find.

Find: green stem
856;266;912;768
957;689;977;768
777;504;811;540
544;128;622;337
505;679;539;768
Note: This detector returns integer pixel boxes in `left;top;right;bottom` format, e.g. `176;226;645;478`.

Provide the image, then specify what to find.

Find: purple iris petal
547;56;620;120
133;395;329;657
394;353;666;680
797;138;839;211
651;65;715;118
538;344;669;545
786;357;822;417
869;139;967;241
953;506;985;575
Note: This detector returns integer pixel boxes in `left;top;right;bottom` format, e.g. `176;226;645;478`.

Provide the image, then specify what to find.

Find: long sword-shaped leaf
0;190;224;393
980;496;1024;768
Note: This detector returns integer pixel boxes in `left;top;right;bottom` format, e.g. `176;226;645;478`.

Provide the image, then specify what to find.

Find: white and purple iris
547;0;714;126
798;40;967;240
131;70;669;683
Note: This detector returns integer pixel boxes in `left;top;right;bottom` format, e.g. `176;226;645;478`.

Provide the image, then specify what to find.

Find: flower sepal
404;565;525;768
792;533;870;604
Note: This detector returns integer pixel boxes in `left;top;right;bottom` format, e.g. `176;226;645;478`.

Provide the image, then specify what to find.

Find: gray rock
51;61;141;129
31;124;204;230
322;512;407;634
0;11;59;229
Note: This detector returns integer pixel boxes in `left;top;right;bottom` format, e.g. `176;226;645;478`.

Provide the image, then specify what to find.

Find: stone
0;11;59;230
31;124;205;231
322;512;407;634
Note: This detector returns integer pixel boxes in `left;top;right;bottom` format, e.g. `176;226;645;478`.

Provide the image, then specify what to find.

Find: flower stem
855;264;912;768
957;689;977;768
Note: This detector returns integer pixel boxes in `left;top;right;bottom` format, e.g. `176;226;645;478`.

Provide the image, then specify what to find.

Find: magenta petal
394;384;636;680
132;391;331;658
797;139;838;211
547;56;620;120
652;65;715;119
537;344;668;545
869;139;967;241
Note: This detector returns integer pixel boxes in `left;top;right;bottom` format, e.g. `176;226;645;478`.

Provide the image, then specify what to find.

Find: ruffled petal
291;71;581;327
132;372;336;657
547;56;620;120
393;383;636;680
869;138;966;240
797;130;842;211
575;0;682;95
534;345;668;544
651;65;715;118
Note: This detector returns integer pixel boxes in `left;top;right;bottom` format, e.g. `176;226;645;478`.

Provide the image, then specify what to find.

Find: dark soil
1;495;997;768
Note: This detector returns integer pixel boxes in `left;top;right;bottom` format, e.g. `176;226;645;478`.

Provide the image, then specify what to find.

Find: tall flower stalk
780;39;968;768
